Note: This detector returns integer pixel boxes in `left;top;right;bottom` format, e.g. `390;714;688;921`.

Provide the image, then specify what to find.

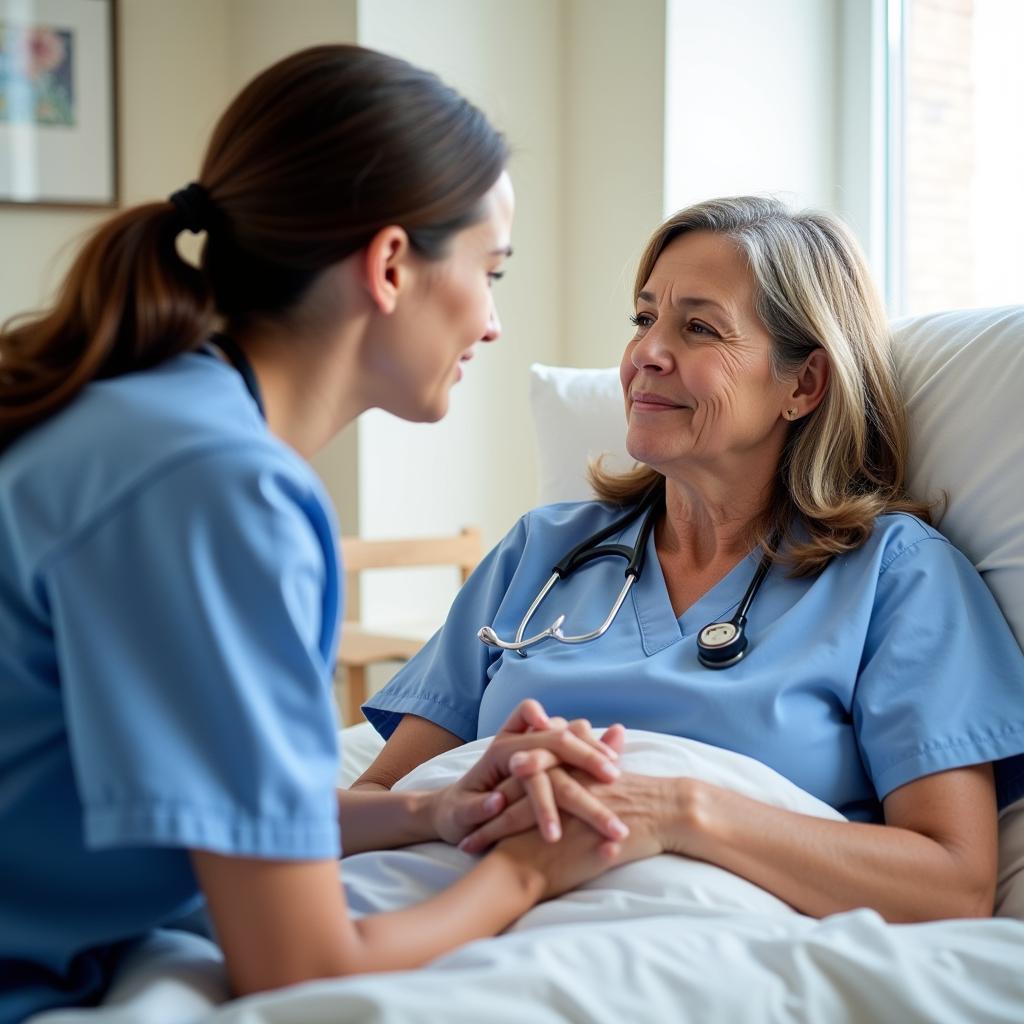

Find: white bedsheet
30;731;1024;1024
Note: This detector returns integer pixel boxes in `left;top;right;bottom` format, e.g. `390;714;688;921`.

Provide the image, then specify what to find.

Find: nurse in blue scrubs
360;196;1024;924
0;45;631;1023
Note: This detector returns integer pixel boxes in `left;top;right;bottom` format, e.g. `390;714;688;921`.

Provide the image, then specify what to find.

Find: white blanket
30;731;1024;1024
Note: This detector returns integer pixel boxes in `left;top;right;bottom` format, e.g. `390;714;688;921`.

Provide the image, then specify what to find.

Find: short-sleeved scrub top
365;500;1024;823
0;352;342;1023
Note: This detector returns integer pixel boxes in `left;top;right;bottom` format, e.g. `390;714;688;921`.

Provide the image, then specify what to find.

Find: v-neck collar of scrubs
621;513;761;657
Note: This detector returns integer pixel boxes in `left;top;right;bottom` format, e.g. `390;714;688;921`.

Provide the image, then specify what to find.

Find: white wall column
561;0;668;370
664;0;839;215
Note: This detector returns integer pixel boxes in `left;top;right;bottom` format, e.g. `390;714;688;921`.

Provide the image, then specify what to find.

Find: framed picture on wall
0;0;118;208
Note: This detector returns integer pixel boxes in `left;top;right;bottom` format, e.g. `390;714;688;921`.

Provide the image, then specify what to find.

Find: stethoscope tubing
478;483;776;668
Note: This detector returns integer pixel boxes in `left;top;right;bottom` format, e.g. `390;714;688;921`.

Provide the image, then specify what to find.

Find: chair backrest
339;527;483;620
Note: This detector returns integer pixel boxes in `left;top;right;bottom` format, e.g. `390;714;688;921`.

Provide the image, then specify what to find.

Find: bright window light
892;0;1024;315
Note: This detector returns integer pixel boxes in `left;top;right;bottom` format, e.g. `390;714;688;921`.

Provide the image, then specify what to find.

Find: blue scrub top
0;352;342;1022
365;500;1024;822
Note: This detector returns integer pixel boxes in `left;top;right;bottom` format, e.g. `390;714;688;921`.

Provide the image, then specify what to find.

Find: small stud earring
786;408;798;419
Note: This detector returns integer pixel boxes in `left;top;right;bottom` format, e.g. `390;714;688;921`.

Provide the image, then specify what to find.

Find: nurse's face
376;171;515;423
620;230;793;478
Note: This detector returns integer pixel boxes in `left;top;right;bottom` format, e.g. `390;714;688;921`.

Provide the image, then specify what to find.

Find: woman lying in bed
356;196;1024;923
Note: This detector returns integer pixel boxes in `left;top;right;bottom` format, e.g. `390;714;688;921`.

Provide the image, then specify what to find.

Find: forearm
336;787;438;855
673;784;996;922
198;846;545;997
348;849;543;972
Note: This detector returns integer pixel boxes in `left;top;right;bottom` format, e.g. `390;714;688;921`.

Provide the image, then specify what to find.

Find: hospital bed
30;306;1024;1023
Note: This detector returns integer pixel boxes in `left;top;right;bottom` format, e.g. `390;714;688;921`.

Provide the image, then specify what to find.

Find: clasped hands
428;700;676;867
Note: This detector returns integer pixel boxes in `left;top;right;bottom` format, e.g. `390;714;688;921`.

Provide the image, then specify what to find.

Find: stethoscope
477;484;775;669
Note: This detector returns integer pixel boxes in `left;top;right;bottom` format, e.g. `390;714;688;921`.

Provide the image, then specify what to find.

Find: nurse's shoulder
0;351;330;577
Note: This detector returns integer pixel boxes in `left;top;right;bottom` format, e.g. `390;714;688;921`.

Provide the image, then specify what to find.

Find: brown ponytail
0;44;508;451
0;203;213;448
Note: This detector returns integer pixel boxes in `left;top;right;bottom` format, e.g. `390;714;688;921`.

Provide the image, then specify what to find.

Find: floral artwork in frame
0;0;117;207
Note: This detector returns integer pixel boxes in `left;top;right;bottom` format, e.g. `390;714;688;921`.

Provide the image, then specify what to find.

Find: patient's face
620;230;793;478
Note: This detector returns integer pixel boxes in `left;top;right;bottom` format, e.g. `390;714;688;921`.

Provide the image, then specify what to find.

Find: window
889;0;1024;316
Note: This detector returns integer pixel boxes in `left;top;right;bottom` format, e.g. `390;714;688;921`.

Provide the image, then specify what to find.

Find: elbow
351;774;394;790
227;940;366;998
351;762;401;789
958;876;997;920
947;851;998;920
909;872;996;923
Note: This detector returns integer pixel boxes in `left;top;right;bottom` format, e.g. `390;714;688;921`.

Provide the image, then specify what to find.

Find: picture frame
0;0;118;209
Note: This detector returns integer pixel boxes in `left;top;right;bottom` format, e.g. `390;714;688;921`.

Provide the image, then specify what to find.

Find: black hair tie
169;182;214;234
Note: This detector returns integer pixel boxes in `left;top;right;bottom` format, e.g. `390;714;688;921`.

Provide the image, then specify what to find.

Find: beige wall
225;0;357;90
0;0;230;319
561;0;668;369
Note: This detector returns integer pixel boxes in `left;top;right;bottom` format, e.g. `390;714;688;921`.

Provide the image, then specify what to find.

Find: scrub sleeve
852;533;1024;807
45;444;343;859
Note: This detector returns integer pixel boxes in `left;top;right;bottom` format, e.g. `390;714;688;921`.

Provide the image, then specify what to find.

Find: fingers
521;765;568;842
497;699;551;736
501;729;621;783
552;771;629;843
508;748;559;776
458;789;506;829
506;746;629;843
495;703;621;763
599;723;627;756
566;718;620;761
565;718;614;758
459;797;537;853
460;768;630;855
494;774;525;804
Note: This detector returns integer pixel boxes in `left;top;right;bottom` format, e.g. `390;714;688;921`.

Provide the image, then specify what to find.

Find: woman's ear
360;226;412;315
786;348;830;419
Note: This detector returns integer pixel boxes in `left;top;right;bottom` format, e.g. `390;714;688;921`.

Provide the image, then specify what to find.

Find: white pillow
528;364;632;504
891;306;1024;651
528;305;1024;917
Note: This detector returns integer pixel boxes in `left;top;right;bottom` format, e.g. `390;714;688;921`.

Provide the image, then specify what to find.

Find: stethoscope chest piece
697;619;749;669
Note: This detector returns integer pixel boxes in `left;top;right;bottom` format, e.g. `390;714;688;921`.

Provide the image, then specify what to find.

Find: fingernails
608;818;629;839
483;793;503;814
599;743;619;760
600;761;621;780
544;821;561;842
458;837;477;853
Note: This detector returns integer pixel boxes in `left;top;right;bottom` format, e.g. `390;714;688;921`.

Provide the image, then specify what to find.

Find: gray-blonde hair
590;195;933;576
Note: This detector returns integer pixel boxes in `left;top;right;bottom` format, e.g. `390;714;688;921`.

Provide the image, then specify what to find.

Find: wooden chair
337;526;483;725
